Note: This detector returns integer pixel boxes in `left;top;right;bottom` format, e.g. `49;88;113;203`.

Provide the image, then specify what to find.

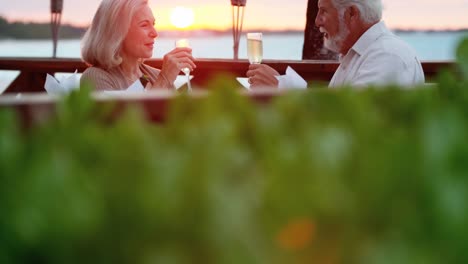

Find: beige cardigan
80;63;174;91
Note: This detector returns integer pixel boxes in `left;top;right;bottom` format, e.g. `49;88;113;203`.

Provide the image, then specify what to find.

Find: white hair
81;0;148;69
331;0;382;24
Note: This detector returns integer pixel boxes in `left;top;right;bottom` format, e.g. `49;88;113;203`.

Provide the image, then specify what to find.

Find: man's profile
246;0;425;89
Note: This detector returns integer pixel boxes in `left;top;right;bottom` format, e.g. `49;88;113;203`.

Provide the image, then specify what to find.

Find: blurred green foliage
1;38;468;264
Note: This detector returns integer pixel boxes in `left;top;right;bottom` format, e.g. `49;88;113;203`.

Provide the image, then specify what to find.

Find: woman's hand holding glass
175;39;192;92
160;44;196;90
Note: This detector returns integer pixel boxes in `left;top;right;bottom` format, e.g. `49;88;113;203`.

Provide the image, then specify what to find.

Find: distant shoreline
1;16;467;40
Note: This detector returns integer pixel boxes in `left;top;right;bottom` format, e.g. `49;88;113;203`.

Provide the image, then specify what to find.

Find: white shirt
278;21;425;89
329;21;424;88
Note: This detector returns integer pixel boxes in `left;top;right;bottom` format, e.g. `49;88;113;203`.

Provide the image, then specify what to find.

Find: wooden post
302;0;337;60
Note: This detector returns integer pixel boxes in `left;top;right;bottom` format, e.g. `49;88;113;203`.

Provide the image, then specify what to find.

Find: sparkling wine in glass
247;33;263;64
175;39;192;92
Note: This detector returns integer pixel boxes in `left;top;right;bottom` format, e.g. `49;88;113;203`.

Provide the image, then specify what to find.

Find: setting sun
170;6;195;29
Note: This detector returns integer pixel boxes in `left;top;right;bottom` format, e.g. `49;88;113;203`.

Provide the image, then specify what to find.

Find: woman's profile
80;0;196;91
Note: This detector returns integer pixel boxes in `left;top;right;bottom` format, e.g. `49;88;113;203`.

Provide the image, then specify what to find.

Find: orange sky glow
1;0;467;31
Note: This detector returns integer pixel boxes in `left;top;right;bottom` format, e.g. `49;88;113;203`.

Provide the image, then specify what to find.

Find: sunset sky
1;0;467;31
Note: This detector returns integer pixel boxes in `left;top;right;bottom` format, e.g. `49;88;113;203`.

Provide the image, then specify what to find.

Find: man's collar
350;21;389;56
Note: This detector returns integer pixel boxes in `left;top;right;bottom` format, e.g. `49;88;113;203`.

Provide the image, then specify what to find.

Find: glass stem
186;72;192;92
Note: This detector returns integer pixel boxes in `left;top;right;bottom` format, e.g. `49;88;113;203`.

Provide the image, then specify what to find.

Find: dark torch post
50;0;63;58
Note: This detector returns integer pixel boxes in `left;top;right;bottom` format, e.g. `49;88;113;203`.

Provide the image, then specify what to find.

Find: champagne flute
175;39;192;92
247;33;263;64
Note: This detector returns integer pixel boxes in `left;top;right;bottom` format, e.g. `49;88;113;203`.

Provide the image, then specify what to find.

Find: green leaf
456;37;468;80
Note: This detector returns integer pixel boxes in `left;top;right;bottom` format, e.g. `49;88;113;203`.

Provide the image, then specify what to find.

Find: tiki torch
231;0;246;60
51;0;63;58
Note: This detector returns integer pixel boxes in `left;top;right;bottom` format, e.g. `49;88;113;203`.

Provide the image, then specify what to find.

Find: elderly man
246;0;425;89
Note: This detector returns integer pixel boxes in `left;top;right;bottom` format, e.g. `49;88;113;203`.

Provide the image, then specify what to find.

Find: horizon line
2;16;468;32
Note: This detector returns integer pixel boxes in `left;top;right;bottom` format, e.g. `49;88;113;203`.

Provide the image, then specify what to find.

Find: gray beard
323;16;349;54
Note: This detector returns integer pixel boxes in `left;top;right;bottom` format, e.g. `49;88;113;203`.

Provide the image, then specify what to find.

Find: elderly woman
81;0;196;91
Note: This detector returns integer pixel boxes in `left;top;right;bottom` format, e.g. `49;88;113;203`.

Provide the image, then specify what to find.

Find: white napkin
127;79;145;92
103;75;193;94
236;77;251;90
275;66;307;90
44;70;80;95
102;79;145;95
174;75;193;90
236;66;307;91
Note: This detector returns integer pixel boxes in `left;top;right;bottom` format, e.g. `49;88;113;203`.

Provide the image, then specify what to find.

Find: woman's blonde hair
81;0;148;69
